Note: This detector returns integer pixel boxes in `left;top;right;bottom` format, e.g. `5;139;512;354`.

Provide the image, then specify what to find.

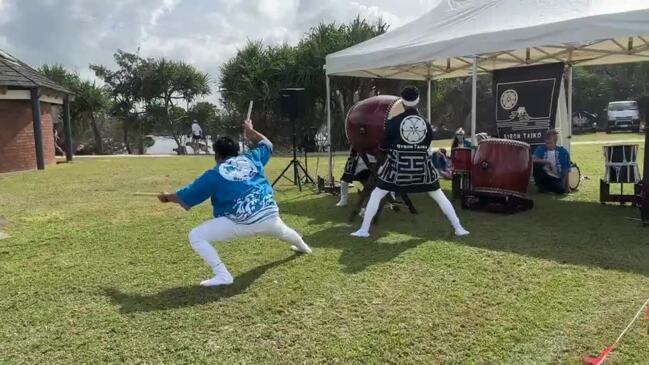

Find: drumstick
132;192;161;197
246;100;253;120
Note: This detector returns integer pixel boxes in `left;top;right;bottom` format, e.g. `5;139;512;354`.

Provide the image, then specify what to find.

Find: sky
0;0;438;102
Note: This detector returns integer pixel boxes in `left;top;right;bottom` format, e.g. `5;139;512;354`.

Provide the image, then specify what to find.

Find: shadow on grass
280;191;649;276
104;255;296;313
307;226;427;274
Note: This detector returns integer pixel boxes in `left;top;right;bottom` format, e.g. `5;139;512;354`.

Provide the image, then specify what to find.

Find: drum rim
569;165;581;190
479;138;530;148
383;97;401;124
472;187;529;199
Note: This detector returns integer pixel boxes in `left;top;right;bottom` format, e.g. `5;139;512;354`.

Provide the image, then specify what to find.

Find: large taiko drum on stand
462;138;533;213
345;95;400;155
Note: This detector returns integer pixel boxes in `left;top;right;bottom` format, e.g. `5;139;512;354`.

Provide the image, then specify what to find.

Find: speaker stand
272;116;314;191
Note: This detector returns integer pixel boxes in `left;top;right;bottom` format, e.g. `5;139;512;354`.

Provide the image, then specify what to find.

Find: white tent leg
427;78;432;123
326;75;333;185
566;65;573;153
471;56;478;144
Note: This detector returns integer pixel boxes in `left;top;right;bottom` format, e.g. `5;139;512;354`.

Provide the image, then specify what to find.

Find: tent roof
0;49;73;94
325;0;649;80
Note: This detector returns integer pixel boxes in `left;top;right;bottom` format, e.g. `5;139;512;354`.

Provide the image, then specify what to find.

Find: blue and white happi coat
176;139;279;225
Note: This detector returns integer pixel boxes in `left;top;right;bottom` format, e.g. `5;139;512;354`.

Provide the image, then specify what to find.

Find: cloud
0;0;434;102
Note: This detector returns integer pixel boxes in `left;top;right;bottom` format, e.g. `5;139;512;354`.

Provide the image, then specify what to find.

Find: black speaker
279;88;305;119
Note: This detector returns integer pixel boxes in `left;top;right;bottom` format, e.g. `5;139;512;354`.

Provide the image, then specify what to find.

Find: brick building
0;49;74;173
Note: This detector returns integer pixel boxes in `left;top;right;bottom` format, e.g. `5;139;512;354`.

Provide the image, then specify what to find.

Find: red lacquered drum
471;138;532;198
345;95;400;154
451;147;472;173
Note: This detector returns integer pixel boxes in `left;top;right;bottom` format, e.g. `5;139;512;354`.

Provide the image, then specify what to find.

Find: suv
606;101;641;133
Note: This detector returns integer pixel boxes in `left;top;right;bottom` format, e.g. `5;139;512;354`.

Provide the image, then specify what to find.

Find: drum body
471;138;532;198
345;95;400;154
602;144;641;183
451;147;472;173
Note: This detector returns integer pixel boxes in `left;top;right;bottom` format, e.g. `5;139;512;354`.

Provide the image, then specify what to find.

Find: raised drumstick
246;100;253;120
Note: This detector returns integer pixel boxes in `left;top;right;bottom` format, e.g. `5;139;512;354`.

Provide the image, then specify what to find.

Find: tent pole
471;56;478;144
566;65;573;152
427;78;432;123
326;75;333;186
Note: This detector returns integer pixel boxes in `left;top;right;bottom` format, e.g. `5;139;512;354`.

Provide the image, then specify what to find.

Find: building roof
0;49;73;94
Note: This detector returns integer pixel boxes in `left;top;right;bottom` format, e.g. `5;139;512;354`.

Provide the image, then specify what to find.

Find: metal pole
566;65;573;152
427;78;432;122
326;75;333;184
471;56;478;145
63;95;73;161
30;88;45;170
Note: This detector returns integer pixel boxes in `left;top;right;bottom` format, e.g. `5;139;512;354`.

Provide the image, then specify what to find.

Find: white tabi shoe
291;242;313;254
455;227;470;237
200;272;234;287
350;229;370;238
336;199;348;207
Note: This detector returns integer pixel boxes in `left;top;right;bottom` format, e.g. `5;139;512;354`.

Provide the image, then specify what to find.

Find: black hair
213;136;240;160
400;86;420;102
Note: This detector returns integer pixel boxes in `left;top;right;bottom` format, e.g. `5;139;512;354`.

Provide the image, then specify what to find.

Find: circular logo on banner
219;156;258;181
500;89;518;110
400;115;428;144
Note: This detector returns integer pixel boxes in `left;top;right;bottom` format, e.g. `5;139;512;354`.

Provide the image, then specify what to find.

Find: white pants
188;215;306;274
356;187;464;234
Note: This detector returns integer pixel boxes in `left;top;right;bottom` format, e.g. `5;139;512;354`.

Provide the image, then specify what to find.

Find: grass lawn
0;136;647;364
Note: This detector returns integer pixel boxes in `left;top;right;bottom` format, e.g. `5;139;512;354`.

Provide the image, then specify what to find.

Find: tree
40;64;111;153
219;17;392;149
74;80;111;154
140;58;211;154
91;51;149;154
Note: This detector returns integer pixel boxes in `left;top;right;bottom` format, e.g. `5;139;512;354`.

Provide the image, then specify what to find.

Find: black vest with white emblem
376;107;440;193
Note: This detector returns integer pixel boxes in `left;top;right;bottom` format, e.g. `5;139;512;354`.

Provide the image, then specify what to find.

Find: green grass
0;136;647;364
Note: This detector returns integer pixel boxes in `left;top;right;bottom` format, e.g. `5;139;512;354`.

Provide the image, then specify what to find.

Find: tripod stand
272;115;314;191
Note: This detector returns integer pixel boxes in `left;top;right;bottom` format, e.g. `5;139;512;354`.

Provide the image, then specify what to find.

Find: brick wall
0;100;56;173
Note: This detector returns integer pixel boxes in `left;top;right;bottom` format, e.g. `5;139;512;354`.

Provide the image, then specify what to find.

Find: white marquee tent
324;0;649;180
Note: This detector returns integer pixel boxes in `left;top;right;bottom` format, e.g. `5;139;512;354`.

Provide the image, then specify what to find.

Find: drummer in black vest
351;86;469;238
336;148;374;207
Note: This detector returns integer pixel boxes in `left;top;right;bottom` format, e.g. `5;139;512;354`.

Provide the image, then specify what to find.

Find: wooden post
63;95;73;161
30;88;45;170
642;123;649;225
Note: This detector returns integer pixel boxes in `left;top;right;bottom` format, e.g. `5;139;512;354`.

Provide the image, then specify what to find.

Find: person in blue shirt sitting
157;119;312;287
532;129;571;194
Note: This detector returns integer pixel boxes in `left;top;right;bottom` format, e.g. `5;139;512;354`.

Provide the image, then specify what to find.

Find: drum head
569;165;581;190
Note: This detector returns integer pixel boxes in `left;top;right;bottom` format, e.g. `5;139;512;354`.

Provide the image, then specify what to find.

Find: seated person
452;128;472;148
532;129;571;194
430;148;452;179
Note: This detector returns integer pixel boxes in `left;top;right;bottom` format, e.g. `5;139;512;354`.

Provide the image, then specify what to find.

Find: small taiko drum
345;95;400;154
471;138;532;199
451;147;472;173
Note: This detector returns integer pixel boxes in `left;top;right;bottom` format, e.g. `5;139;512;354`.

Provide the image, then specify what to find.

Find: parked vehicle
606;101;641;133
572;109;597;133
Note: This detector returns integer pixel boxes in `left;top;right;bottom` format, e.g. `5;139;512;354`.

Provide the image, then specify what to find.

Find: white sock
428;189;469;236
351;188;389;236
190;239;234;285
337;181;350;206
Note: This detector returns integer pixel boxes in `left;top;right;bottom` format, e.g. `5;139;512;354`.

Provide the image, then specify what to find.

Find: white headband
402;97;420;107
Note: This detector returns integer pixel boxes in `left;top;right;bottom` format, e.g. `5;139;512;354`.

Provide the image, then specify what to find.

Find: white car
606;101;641;133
